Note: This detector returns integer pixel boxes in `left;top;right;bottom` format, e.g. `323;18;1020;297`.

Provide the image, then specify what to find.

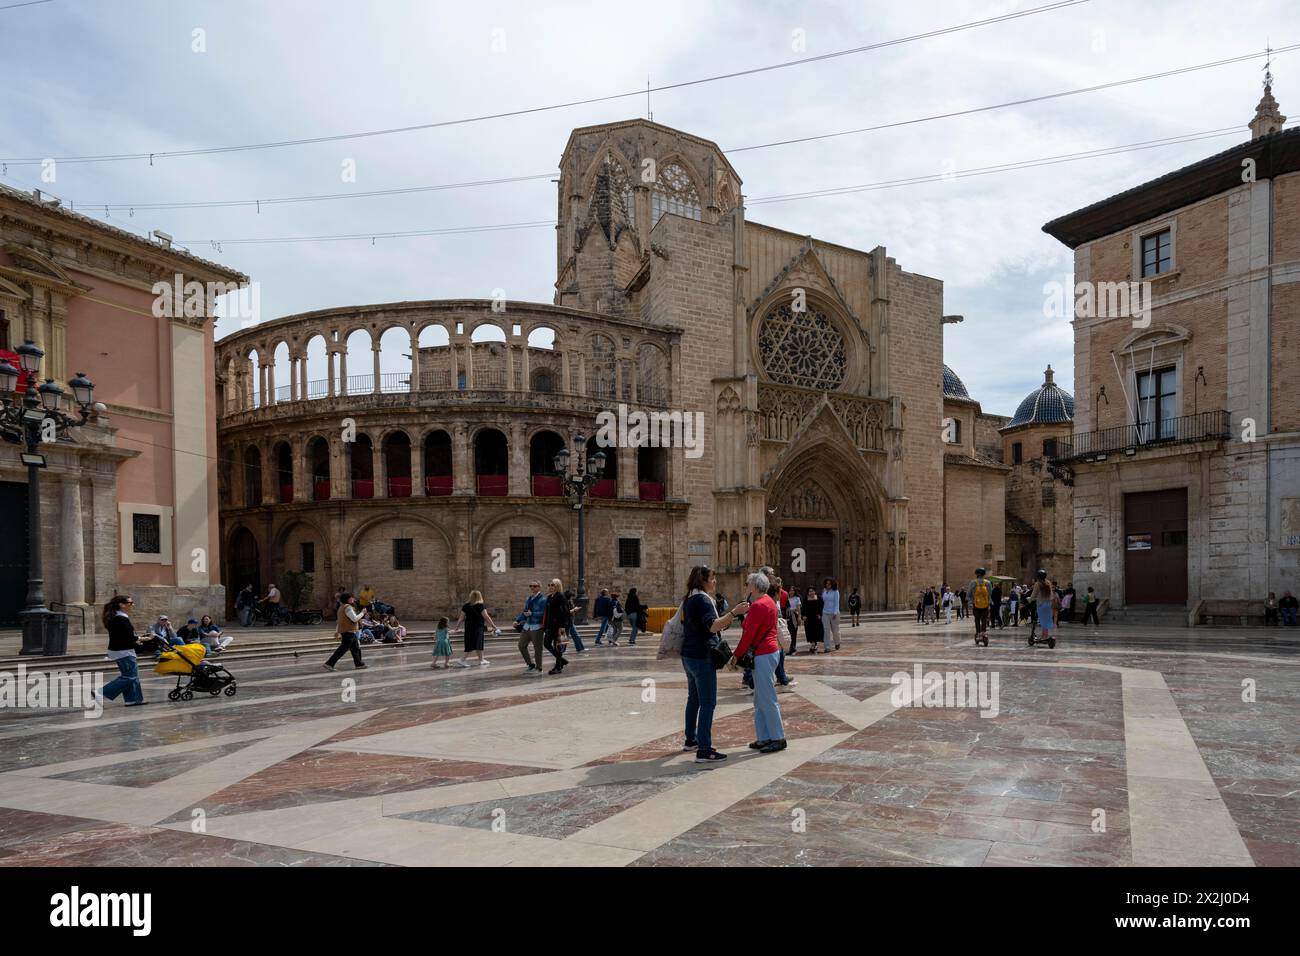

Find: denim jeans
238;606;252;627
751;651;785;742
774;649;790;685
1283;608;1298;625
681;654;717;753
627;615;639;644
102;656;143;704
595;616;610;642
567;620;585;651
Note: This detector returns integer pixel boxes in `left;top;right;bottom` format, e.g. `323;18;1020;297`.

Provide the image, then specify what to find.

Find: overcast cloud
3;0;1295;416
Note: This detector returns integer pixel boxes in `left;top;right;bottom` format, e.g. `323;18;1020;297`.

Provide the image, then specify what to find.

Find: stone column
411;431;425;496
260;440;276;505
267;361;277;405
339;351;349;395
618;445;636;499
59;477;86;611
452;423;472;495
292;434;308;503
372;345;382;395
410;334;422;392
327;350;337;397
508;421;528;496
373;435;387;498
330;438;348;500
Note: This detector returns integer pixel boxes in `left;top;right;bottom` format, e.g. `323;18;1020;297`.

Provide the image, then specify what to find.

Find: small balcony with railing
1049;410;1232;465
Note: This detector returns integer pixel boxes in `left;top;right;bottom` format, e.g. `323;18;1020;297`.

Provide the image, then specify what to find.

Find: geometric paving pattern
1;620;1297;866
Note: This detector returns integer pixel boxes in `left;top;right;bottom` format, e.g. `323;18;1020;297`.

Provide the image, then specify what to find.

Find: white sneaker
478;660;491;667
743;687;754;695
455;660;471;668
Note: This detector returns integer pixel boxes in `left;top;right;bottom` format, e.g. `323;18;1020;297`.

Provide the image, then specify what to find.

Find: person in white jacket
942;587;954;624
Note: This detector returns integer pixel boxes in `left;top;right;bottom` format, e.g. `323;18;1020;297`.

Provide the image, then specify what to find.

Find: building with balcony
216;118;985;618
0;183;245;635
1042;84;1300;621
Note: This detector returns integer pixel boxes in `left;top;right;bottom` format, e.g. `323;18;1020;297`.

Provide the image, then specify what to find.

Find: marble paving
1;619;1296;866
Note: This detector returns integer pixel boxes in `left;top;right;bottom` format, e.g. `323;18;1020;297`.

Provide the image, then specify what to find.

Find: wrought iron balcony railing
1051;410;1231;463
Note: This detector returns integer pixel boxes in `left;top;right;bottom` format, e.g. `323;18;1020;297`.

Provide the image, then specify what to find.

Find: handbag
656;604;686;659
709;636;732;670
776;616;791;653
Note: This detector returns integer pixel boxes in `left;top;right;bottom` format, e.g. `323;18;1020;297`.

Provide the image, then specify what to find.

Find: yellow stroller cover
154;642;207;674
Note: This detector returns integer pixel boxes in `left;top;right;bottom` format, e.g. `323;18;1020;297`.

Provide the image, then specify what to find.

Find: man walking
593;588;612;645
1081;586;1101;626
518;581;547;675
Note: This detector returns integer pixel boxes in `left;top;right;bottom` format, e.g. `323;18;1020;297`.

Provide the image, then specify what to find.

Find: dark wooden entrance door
229;528;261;616
779;526;835;600
0;481;28;626
1123;488;1188;605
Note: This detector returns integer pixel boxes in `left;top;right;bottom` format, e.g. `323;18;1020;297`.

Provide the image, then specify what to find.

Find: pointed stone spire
1043;365;1055;387
1250;74;1286;139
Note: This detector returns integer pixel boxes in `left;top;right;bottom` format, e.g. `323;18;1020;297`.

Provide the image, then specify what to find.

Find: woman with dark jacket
624;588;643;645
802;586;826;651
101;595;147;707
542;578;572;675
680;565;747;764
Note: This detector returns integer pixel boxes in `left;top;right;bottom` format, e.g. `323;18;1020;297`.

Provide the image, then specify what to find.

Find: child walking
431;617;453;669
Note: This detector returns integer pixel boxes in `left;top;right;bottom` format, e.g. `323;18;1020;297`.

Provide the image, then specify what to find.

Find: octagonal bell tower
554;119;742;316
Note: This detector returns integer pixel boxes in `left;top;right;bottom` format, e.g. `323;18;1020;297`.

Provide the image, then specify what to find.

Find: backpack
973;581;990;609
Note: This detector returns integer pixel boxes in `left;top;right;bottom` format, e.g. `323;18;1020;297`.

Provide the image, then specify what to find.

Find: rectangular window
1141;229;1172;277
393;538;414;571
618;538;642;568
510;536;535;568
132;514;161;554
1136;366;1178;441
300;542;315;573
1012;442;1023;464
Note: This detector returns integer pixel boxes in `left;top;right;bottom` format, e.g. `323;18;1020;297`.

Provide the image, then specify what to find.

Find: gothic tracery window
651;162;702;225
758;303;847;390
603;151;635;226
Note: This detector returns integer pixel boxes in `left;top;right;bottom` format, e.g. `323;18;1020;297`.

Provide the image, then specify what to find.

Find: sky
3;0;1296;417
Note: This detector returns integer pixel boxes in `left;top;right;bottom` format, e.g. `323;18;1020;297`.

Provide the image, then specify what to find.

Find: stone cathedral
217;119;1049;618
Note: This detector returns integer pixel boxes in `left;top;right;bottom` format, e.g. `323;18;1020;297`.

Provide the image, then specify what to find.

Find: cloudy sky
3;0;1294;416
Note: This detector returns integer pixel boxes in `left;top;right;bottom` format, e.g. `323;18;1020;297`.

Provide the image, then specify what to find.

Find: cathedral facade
216;120;976;618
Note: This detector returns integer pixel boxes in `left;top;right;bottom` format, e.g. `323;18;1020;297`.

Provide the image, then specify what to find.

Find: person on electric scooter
967;568;993;645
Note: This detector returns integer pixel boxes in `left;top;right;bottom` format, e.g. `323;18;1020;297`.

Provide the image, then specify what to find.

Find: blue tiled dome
1008;366;1074;428
942;364;970;400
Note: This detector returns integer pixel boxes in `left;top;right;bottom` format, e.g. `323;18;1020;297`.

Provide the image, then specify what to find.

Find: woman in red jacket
727;571;786;753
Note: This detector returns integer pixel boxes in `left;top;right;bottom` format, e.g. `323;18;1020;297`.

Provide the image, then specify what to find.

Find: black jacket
543;591;571;637
106;614;137;651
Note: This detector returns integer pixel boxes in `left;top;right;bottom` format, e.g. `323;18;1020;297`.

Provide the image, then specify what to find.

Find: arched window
243;446;262;506
423;430;452;496
474;428;509;497
384;431;412;497
587;435;616;499
308;437;330;500
757;302;847;390
636;344;667;406
350;434;374;499
651;162;702;225
273;442;293;503
588;334;616;400
529;430;566;496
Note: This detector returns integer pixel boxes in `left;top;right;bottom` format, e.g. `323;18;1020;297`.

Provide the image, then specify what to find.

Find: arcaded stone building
216;119;991;620
1043;86;1300;622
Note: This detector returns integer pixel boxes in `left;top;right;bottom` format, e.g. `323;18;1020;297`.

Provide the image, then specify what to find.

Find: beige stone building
1043;85;1300;622
216;118;993;619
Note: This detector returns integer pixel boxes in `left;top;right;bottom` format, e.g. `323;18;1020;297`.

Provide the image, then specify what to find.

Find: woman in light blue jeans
726;571;786;753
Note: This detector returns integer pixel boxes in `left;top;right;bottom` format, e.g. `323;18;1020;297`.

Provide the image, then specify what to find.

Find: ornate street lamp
555;432;606;622
0;342;96;655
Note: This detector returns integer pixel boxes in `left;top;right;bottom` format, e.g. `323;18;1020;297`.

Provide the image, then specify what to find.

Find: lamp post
0;341;96;655
554;433;606;623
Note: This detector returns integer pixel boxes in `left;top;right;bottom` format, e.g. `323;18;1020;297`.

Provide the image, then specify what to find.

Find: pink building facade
0;185;246;634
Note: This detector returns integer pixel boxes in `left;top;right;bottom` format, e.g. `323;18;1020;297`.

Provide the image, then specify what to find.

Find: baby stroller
155;642;238;701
